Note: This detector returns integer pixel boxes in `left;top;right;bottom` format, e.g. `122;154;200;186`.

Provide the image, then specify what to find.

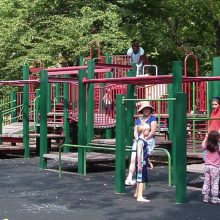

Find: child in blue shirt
134;123;151;203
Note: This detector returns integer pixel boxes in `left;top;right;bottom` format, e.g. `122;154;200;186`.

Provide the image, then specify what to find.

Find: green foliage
0;0;220;81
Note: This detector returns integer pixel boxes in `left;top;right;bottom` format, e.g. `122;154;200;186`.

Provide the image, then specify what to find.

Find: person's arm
146;121;157;140
137;141;143;171
127;48;133;56
134;125;138;140
202;135;208;150
137;47;145;64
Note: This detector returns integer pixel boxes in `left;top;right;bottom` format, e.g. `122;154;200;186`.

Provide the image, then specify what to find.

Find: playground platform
0;156;218;220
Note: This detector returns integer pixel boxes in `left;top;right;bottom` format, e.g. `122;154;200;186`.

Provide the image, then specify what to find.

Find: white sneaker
211;197;220;204
125;179;136;186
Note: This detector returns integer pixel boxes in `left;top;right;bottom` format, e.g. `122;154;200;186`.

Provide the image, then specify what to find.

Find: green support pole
35;89;40;126
212;57;220;97
55;83;61;103
87;60;95;144
173;92;187;203
115;94;126;193
126;69;136;147
79;56;84;66
78;69;87;175
105;54;113;138
0;110;2;144
47;83;52;112
63;75;70;152
168;76;174;141
23;64;30;158
171;61;183;185
10;90;17;123
39;70;48;169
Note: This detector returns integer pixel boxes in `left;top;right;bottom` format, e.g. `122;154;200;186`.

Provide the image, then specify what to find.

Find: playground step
36;123;63;128
47;112;64;117
43;152;115;163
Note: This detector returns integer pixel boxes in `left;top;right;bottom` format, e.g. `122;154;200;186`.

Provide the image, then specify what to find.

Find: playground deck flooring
2;122;34;134
44;152;115;163
0;155;219;220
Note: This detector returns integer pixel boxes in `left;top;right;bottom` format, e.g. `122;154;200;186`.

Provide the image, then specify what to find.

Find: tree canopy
0;0;220;79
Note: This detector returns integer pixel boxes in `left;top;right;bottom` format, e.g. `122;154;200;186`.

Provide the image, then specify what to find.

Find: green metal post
79;56;84;66
0;110;2;144
63;75;70;152
10;90;17;123
35;89;40;126
39;70;48;169
171;61;183;185
47;83;52;112
126;69;136;146
55;83;61;103
207;81;211;117
212;57;220;97
78;69;87;174
115;94;126;193
87;60;95;144
168;74;174;141
173;92;187;203
23;64;30;158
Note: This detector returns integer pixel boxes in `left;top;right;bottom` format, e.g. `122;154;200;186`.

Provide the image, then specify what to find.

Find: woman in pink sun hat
125;101;158;186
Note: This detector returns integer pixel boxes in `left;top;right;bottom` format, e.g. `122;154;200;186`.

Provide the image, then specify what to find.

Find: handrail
0;99;16;107
58;143;172;187
2;104;22;114
142;64;158;76
152;148;171;186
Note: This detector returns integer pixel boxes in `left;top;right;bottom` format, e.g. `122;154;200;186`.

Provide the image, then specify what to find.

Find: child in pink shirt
202;131;220;203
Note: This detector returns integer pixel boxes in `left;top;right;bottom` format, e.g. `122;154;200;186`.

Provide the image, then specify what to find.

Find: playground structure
0;49;220;203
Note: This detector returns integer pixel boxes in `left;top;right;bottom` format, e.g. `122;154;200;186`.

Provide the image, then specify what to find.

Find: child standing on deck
134;123;151;203
202;130;220;203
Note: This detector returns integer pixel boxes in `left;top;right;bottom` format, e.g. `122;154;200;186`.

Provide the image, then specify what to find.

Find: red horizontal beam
48;68;112;76
46;66;88;72
83;75;173;85
182;76;220;82
48;78;78;83
0;80;40;86
96;63;133;69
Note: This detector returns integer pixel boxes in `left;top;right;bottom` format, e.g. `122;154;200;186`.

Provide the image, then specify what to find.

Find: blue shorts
136;160;148;183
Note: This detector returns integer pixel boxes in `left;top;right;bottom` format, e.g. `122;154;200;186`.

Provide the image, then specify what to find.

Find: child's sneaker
203;195;209;203
125;179;136;186
211;197;220;204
